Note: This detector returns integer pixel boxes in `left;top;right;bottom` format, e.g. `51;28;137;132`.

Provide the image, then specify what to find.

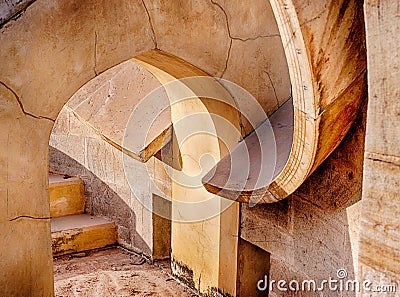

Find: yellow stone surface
0;0;395;296
49;174;85;218
134;50;241;295
51;214;117;257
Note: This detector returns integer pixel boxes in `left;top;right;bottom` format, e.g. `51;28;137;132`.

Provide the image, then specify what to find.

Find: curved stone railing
202;0;367;203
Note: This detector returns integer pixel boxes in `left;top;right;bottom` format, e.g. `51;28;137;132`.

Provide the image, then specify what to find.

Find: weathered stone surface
0;219;53;296
0;0;397;296
243;195;359;289
145;0;290;134
359;265;399;297
0;0;35;27
0;84;54;294
202;0;367;204
0;0;153;290
290;197;357;281
215;0;291;132
241;200;295;263
134;50;242;296
295;97;367;211
203;98;294;203
224;38;291;135
266;0;366;201
49;174;85;218
236;239;270;297
1;5;291;294
49;58;177;261
240;95;367;295
50;118;171;257
359;159;400;279
144;0;230;77
362;0;400;156
152;194;171;259
51;214;117;256
49;58;174;258
359;0;400;287
0;0;154;120
268;256;319;297
67;60;171;162
50;134;86;167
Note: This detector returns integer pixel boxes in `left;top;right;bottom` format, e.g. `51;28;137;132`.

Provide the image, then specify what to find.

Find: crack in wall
220;39;232;78
231;33;280;42
9;215;51;222
210;0;232;78
264;70;280;109
0;0;36;29
209;0;279;78
93;31;98;76
141;0;158;49
300;9;326;27
366;152;400;167
0;80;55;122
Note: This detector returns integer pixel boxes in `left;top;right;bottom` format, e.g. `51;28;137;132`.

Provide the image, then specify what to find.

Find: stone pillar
360;0;400;291
134;51;242;296
0;83;54;296
167;82;241;296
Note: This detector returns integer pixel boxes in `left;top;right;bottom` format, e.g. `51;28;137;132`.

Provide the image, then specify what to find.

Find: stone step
49;174;85;218
51;214;117;257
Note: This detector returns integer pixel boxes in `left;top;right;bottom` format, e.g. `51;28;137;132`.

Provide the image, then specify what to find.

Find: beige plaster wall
0;1;154;294
144;0;291;135
1;0;390;296
0;0;289;293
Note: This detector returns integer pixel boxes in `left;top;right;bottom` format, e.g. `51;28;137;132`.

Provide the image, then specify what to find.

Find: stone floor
54;247;196;297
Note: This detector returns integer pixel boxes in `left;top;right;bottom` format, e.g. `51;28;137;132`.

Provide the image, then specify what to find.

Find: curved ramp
203;0;366;203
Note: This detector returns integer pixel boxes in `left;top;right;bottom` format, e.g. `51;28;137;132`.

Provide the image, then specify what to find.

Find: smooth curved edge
266;0;319;202
203;0;365;203
202;98;294;203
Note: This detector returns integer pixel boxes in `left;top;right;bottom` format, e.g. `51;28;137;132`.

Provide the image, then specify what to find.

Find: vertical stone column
134;51;242;296
0;84;54;296
360;0;400;289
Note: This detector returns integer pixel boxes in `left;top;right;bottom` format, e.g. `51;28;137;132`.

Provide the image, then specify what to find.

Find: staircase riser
52;224;117;256
50;183;85;217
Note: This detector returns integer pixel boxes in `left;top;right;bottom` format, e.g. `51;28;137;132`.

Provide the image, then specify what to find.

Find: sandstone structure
0;0;399;296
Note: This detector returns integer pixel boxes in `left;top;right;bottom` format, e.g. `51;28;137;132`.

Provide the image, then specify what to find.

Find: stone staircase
49;174;117;257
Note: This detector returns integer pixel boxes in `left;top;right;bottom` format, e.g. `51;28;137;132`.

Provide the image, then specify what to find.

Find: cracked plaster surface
0;80;55;121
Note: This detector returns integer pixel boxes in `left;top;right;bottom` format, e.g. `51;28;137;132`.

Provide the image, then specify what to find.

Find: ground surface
54;247;196;297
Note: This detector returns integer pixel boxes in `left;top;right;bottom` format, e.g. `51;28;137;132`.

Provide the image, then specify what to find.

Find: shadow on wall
49;146;171;260
241;93;368;296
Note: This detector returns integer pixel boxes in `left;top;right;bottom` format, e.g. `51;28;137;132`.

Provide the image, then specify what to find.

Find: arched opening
47;48;245;294
0;1;156;294
48;57;172;258
0;0;368;296
49;55;185;294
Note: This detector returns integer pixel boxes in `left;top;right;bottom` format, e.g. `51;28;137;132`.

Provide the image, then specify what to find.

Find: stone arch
0;1;156;294
0;0;366;295
0;0;282;292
